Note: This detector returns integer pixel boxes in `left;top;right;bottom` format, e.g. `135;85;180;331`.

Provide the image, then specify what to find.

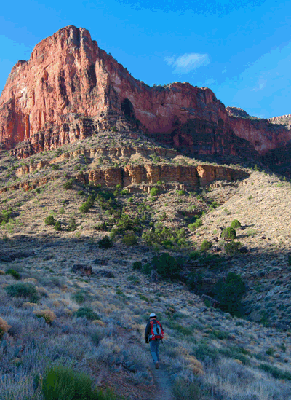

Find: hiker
145;313;164;369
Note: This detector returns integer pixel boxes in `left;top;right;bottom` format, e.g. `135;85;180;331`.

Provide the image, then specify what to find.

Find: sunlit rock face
1;25;291;159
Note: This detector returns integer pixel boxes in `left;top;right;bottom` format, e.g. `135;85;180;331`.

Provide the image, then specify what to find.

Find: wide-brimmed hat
150;313;156;318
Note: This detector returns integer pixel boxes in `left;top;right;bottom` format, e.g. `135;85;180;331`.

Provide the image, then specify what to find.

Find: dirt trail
152;364;175;400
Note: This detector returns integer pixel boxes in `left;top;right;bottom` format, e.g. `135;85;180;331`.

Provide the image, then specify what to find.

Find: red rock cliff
1;25;291;158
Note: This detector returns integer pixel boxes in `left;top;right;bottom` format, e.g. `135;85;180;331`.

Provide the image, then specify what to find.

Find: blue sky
0;0;291;118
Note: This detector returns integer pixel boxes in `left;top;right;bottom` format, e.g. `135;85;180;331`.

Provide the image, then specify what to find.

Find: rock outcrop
1;25;291;160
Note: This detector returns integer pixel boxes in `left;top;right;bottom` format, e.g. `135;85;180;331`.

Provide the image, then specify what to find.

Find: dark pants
150;340;160;364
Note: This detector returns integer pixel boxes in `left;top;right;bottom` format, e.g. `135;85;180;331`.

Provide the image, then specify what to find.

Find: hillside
1;130;291;399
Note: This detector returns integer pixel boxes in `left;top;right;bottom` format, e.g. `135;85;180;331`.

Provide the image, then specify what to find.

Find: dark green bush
172;378;202;400
200;240;212;252
122;233;138;246
67;218;77;232
98;235;113;249
42;365;118;400
79;195;95;213
193;343;218;363
74;307;100;321
142;226;187;249
6;269;21;280
54;221;61;231
259;364;291;380
224;240;242;255
72;290;86;304
132;261;142;270
230;219;241;229
188;219;202;231
5;283;39;302
0;208;12;224
214;272;246;316
63;178;75;190
150;187;159;197
221;227;236;240
152;253;182;280
45;215;56;226
94;221;108;231
51;164;60;170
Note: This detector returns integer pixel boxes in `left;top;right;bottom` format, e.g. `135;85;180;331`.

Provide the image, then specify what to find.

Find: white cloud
165;52;210;74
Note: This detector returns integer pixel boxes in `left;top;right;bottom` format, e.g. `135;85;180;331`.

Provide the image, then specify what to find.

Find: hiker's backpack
149;320;164;341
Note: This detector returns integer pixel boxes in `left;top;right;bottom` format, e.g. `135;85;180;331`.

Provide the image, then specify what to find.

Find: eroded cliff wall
1;25;291;159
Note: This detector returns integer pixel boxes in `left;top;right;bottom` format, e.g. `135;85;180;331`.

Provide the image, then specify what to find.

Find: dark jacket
145;318;163;343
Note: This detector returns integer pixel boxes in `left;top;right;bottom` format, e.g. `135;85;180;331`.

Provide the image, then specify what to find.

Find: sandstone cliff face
87;164;247;189
1;25;291;160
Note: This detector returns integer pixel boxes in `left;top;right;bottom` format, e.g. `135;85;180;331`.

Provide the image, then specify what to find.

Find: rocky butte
1;25;291;163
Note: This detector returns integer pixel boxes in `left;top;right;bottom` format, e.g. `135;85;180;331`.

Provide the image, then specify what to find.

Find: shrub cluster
98;235;113;249
63;178;75;190
74;307;100;321
231;219;241;229
67;218;77;232
214;272;246;316
188;218;202;231
0;208;13;224
79;195;95;213
200;240;212;252
42;365;119;400
151;253;182;280
5;283;40;303
221;227;236;240
6;269;21;280
142;224;187;249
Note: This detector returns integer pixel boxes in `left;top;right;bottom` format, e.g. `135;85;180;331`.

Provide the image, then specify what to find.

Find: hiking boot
155;362;159;369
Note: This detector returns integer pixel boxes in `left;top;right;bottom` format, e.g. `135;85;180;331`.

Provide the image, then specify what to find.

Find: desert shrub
6;269;21;280
122;233;138;246
75;307;100;321
150;187;159;197
54;220;61;231
45;215;56;225
67;217;77;232
142;225;187;249
72;290;86;304
214;272;246;316
172;378;202;400
120;188;129;195
42;365;118;400
51;164;60;170
152;253;182;280
259;364;291;380
188;218;202;231
200;240;212;252
221;227;236;240
210;200;219;210
187;271;205;292
5;282;39;302
0;317;11;339
63;178;75;190
218;345;251;365
34;309;56;324
224;240;242;255
231;219;241;229
193;343;218;363
94;221;108;231
79;195;95;213
0;208;12;224
177;190;186;196
132;261;142;270
98;235;113;249
112;214;141;236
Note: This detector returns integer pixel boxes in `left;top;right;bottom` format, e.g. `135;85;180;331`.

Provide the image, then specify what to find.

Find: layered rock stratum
1;25;291;163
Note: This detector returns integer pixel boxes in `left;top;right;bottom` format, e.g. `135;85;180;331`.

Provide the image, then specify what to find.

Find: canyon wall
1;25;291;159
